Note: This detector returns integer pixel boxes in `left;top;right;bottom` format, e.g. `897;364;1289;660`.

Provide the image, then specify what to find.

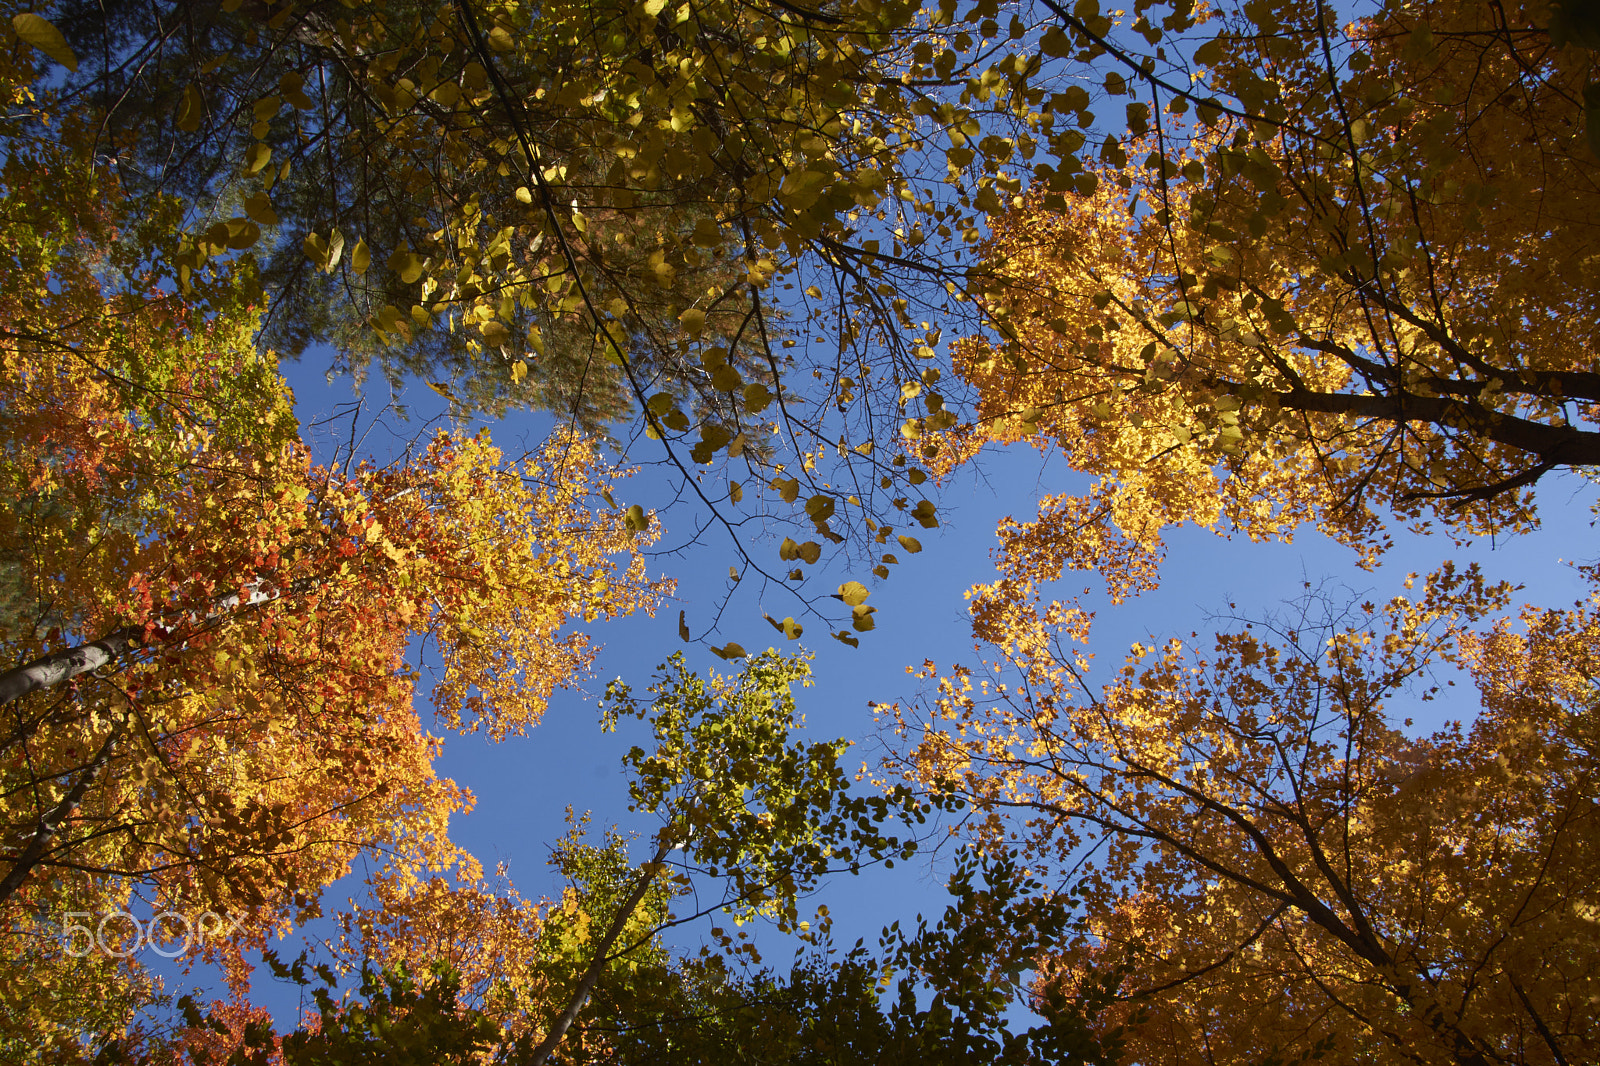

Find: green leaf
12;13;77;71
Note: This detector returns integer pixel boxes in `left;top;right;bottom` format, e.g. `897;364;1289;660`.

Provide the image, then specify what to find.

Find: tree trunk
526;841;670;1066
0;628;141;709
0;725;121;904
0;576;308;709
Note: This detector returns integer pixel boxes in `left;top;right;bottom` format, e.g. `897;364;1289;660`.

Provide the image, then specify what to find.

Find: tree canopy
884;563;1600;1066
2;0;1598;1062
941;0;1600;621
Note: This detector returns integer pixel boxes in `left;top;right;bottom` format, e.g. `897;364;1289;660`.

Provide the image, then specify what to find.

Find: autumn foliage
949;0;1600;622
4;0;1600;1061
0;54;667;1047
884;563;1599;1066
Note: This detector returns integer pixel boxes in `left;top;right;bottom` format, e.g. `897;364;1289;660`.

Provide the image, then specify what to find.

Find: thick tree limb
527;841;670;1066
0;575;314;710
0;628;141;709
1261;386;1600;469
0;725;121;905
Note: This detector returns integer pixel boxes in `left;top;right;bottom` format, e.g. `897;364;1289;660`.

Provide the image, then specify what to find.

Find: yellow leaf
324;228;345;271
12;13;77;71
766;615;803;640
744;383;773;413
176;83;205;133
836;581;869;607
243;193;279;226
691;217;722;246
223;218;260;249
388;249;425;284
244;141;272;174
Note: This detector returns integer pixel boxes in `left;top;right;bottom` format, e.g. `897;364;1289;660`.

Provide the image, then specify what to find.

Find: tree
29;0;1082;625
331;649;924;1064
48;0;950;427
935;0;1599;623
116;846;1119;1066
90;650;936;1065
567;847;1117;1066
883;562;1600;1066
0;408;669;1029
0;101;669;1045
